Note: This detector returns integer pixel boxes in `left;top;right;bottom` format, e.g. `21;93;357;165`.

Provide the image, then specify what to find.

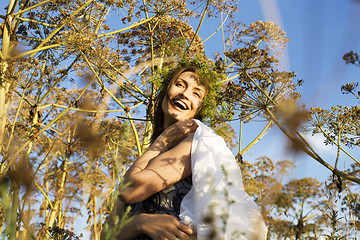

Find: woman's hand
153;119;198;153
122;120;196;204
136;214;195;240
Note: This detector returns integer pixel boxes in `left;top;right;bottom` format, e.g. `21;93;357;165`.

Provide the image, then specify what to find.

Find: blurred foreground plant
0;0;359;239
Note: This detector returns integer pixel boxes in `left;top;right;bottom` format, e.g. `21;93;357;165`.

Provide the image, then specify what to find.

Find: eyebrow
177;78;205;94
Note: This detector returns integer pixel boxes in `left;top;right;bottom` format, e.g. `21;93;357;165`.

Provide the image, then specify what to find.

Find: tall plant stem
14;43;62;59
25;60;44;159
9;185;19;240
16;17;57;27
81;52;143;156
28;0;94;58
0;0;17;149
14;0;52;16
265;107;360;184
39;55;80;104
46;153;69;233
318;126;359;165
238;120;242;155
243;69;359;183
335;128;341;169
94;4;111;34
98;55;147;98
2;73;95;177
5;88;25;152
93;187;99;239
95;16;156;39
193;11;229;49
141;0;156;153
141;0;154;70
7;0;19;15
18;210;37;240
240;120;272;155
245;71;277;106
40;104;125;113
221;12;227;64
187;0;210;51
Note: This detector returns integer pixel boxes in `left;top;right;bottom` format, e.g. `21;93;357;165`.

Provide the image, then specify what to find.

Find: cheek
193;100;203;113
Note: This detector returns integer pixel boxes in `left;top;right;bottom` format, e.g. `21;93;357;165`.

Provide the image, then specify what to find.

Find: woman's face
162;71;206;128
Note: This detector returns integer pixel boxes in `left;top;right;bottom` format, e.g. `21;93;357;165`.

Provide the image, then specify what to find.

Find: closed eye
194;92;201;98
175;82;184;88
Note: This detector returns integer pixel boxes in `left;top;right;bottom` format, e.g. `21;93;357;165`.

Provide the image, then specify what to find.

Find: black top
127;176;192;240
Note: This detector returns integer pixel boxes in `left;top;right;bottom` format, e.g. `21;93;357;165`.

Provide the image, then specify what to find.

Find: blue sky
244;0;360;181
214;0;360;108
196;0;360;182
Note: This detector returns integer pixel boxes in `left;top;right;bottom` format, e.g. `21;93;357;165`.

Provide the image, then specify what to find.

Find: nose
181;87;191;99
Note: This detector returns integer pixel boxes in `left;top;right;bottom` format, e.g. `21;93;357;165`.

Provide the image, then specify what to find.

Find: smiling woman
162;71;207;128
150;62;219;144
101;61;216;240
101;59;266;240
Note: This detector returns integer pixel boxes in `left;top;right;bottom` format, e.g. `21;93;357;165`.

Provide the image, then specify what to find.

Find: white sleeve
180;120;267;240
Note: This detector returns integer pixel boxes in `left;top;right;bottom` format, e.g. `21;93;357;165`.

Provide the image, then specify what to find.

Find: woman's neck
163;118;177;130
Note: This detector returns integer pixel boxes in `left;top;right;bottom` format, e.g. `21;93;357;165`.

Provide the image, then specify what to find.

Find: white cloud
303;133;338;155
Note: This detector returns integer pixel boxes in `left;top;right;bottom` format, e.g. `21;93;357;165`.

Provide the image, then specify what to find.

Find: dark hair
151;66;210;142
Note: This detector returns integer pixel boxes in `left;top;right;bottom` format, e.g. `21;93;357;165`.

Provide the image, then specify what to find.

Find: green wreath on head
155;55;229;124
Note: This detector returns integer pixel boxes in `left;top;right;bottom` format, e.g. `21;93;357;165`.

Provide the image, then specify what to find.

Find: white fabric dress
180;120;267;240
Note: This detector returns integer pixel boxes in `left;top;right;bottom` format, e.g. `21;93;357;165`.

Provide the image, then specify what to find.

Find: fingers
163;217;193;240
141;214;194;240
185;119;198;133
164;218;193;240
176;222;193;236
163;119;197;140
153;119;198;152
173;119;198;135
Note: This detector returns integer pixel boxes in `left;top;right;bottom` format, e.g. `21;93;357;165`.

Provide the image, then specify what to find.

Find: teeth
173;100;188;110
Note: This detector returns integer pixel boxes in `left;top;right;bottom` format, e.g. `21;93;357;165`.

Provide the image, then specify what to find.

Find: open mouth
172;99;189;110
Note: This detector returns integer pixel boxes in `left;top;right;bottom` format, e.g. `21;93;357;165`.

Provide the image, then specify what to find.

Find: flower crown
157;56;224;123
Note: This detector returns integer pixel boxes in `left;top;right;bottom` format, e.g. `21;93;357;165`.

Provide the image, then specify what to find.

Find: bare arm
101;120;196;238
121;120;197;204
101;199;143;240
124;119;197;178
121;134;193;204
